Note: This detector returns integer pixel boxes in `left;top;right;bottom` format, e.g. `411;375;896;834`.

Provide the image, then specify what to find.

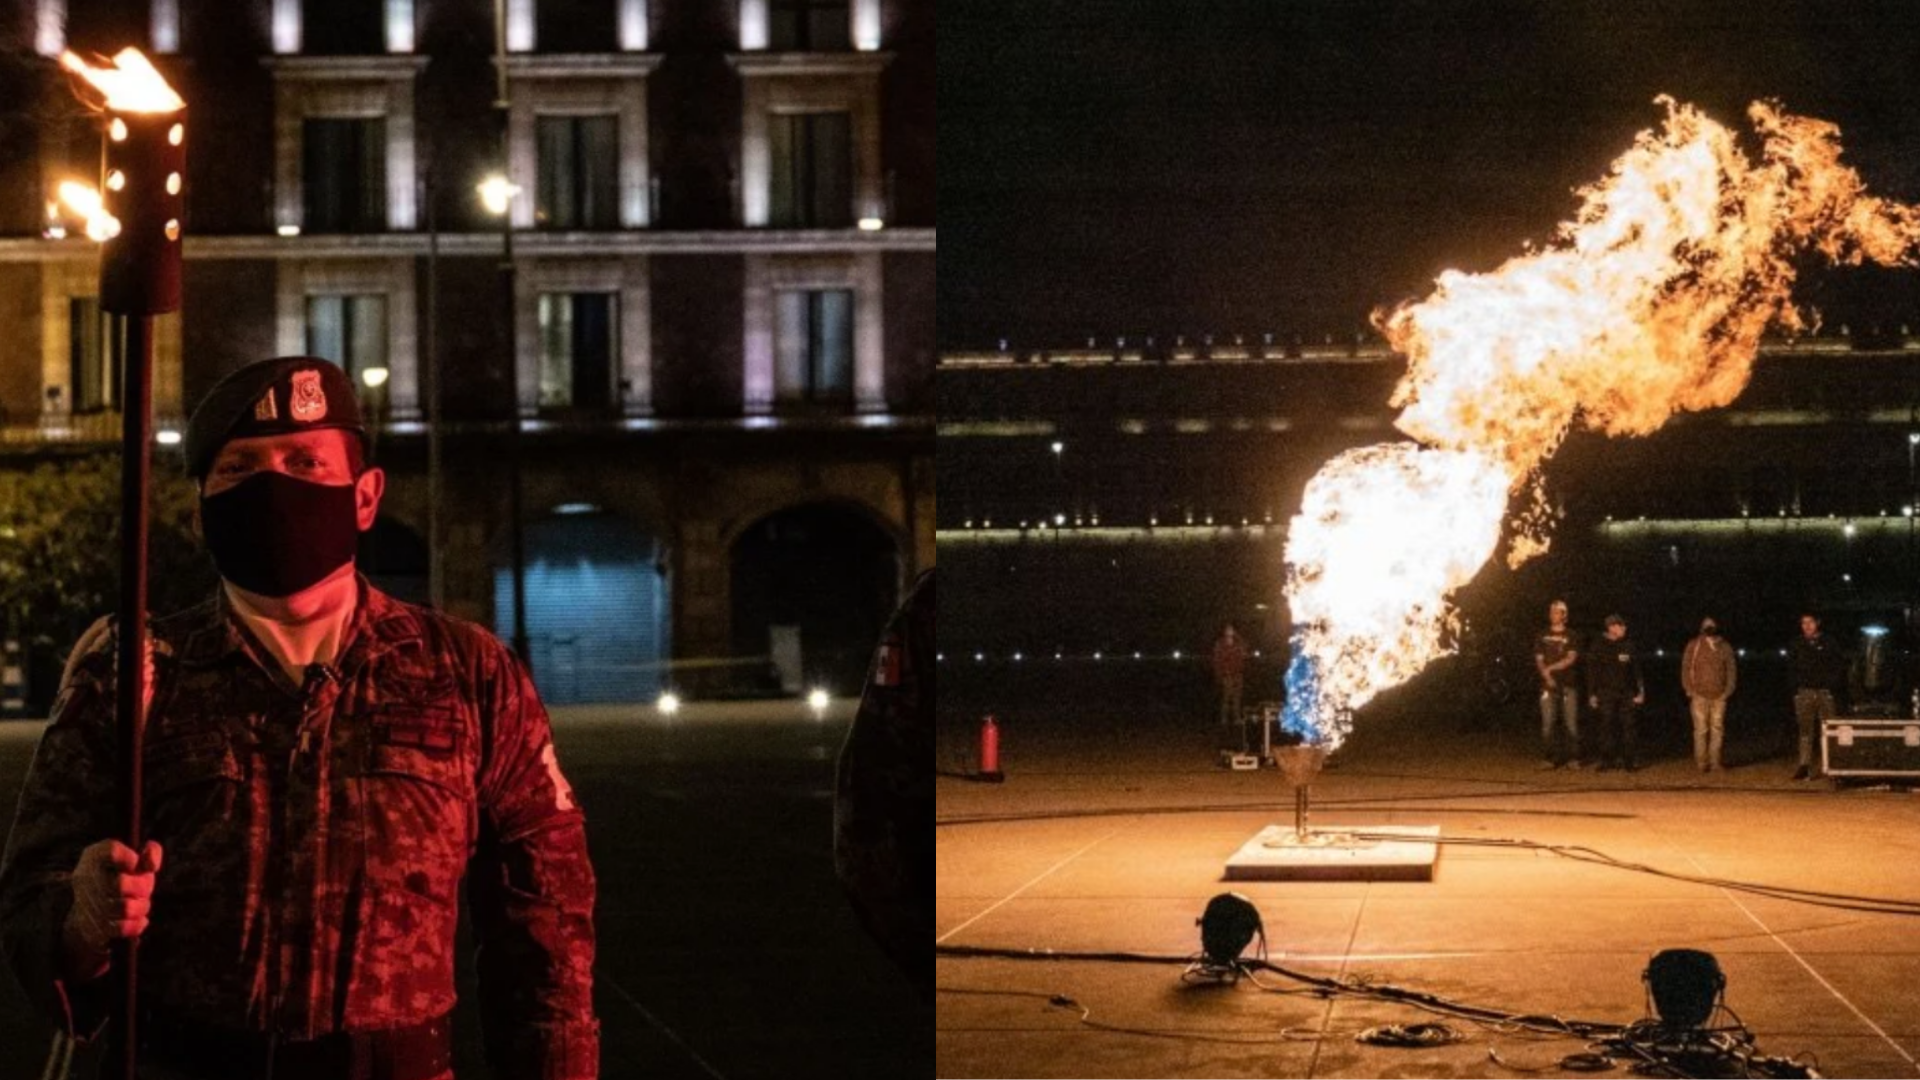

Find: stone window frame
737;0;882;52
273;0;417;54
38;258;185;426
729;54;888;229
275;257;420;420
514;256;653;418
267;57;428;234
499;55;661;231
743;251;882;415
505;0;652;51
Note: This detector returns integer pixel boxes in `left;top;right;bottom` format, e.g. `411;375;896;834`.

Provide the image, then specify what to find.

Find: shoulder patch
540;742;577;812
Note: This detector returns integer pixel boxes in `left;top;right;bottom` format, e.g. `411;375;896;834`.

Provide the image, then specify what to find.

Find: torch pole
110;311;154;1079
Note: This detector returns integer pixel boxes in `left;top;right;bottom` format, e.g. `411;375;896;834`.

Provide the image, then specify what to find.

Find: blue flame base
1281;631;1336;746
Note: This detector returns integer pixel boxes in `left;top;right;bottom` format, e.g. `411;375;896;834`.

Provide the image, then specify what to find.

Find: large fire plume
1282;98;1920;748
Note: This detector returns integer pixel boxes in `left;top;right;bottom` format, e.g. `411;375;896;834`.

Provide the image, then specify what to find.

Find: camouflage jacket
0;577;598;1079
834;569;933;997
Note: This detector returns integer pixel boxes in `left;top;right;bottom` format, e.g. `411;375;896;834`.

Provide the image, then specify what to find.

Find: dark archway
730;503;899;696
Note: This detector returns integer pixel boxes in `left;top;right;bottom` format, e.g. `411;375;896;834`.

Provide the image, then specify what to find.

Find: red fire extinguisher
979;714;1005;782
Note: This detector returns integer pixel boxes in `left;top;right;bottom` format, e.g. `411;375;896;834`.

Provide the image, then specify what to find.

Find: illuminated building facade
0;0;933;707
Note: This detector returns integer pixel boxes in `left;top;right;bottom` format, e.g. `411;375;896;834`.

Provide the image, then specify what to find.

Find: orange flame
55;181;121;242
1283;97;1920;748
59;48;183;113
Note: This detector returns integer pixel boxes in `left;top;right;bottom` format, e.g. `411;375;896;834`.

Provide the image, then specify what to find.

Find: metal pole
426;170;443;611
494;0;530;669
111;312;154;1080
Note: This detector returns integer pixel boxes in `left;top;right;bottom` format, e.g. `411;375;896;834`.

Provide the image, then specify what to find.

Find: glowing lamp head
360;366;390;389
477;175;521;216
56;182;121;242
807;688;830;713
657;691;681;716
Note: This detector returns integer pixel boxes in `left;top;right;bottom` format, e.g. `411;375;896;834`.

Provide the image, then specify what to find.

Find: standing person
1681;616;1737;773
0;358;598;1078
1213;624;1249;728
1534;600;1584;769
1587;614;1646;772
1788;612;1848;781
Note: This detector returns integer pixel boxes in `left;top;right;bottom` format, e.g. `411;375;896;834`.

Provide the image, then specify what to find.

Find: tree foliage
0;453;215;650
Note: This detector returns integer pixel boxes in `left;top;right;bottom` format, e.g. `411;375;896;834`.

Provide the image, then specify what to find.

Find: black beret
184;357;365;478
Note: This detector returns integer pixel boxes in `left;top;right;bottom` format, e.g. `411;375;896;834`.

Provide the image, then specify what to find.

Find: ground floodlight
1645;948;1725;1030
1196;893;1264;968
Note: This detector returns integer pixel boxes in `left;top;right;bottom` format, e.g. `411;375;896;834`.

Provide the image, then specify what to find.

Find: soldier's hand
63;839;164;973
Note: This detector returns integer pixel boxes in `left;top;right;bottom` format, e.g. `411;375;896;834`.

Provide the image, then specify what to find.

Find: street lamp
477;174;520;216
479;171;530;670
485;0;533;670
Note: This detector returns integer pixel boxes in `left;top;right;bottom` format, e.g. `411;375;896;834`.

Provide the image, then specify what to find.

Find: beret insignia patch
290;369;327;423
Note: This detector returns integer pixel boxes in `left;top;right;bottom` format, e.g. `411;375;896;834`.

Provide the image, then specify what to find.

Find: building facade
939;335;1920;720
0;0;934;706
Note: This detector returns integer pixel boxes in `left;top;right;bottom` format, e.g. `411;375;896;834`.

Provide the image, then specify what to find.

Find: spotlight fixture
1644;948;1725;1031
1192;892;1265;976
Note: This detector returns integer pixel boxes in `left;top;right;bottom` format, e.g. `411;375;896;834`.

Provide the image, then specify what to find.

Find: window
537;0;616;52
302;0;383;53
306;295;388;385
768;111;851;228
303;118;387;232
537;293;618;410
69;298;120;413
774;289;851;405
536;116;619;230
769;0;848;50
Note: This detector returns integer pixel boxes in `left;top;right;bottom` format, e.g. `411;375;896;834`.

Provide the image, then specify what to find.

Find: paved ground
0;702;929;1079
936;713;1920;1079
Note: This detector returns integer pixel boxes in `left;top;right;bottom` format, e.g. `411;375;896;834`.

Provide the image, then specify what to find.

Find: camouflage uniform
0;576;598;1078
833;569;933;998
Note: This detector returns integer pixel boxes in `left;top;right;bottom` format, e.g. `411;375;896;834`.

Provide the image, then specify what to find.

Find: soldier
0;357;598;1079
834;568;933;1000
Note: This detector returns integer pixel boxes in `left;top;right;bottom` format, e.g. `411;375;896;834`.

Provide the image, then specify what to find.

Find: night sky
940;0;1920;348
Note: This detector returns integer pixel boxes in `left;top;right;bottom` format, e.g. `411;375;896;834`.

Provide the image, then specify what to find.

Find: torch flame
60;48;184;113
1282;97;1920;749
56;181;121;242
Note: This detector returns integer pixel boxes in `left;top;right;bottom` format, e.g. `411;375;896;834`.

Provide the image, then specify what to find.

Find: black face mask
200;472;360;598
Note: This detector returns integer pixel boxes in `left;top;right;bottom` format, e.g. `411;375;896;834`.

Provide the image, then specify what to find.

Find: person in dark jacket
1587;614;1646;771
1681;616;1737;773
1788;613;1848;781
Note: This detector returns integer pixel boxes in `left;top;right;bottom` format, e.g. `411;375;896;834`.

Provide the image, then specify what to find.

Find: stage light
1195;892;1265;971
1644;948;1725;1030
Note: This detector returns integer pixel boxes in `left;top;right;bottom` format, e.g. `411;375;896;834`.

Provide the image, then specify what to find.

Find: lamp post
483;4;530;669
59;46;186;1080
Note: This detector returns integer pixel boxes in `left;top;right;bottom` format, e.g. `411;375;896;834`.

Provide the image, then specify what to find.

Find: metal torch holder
1271;744;1329;838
